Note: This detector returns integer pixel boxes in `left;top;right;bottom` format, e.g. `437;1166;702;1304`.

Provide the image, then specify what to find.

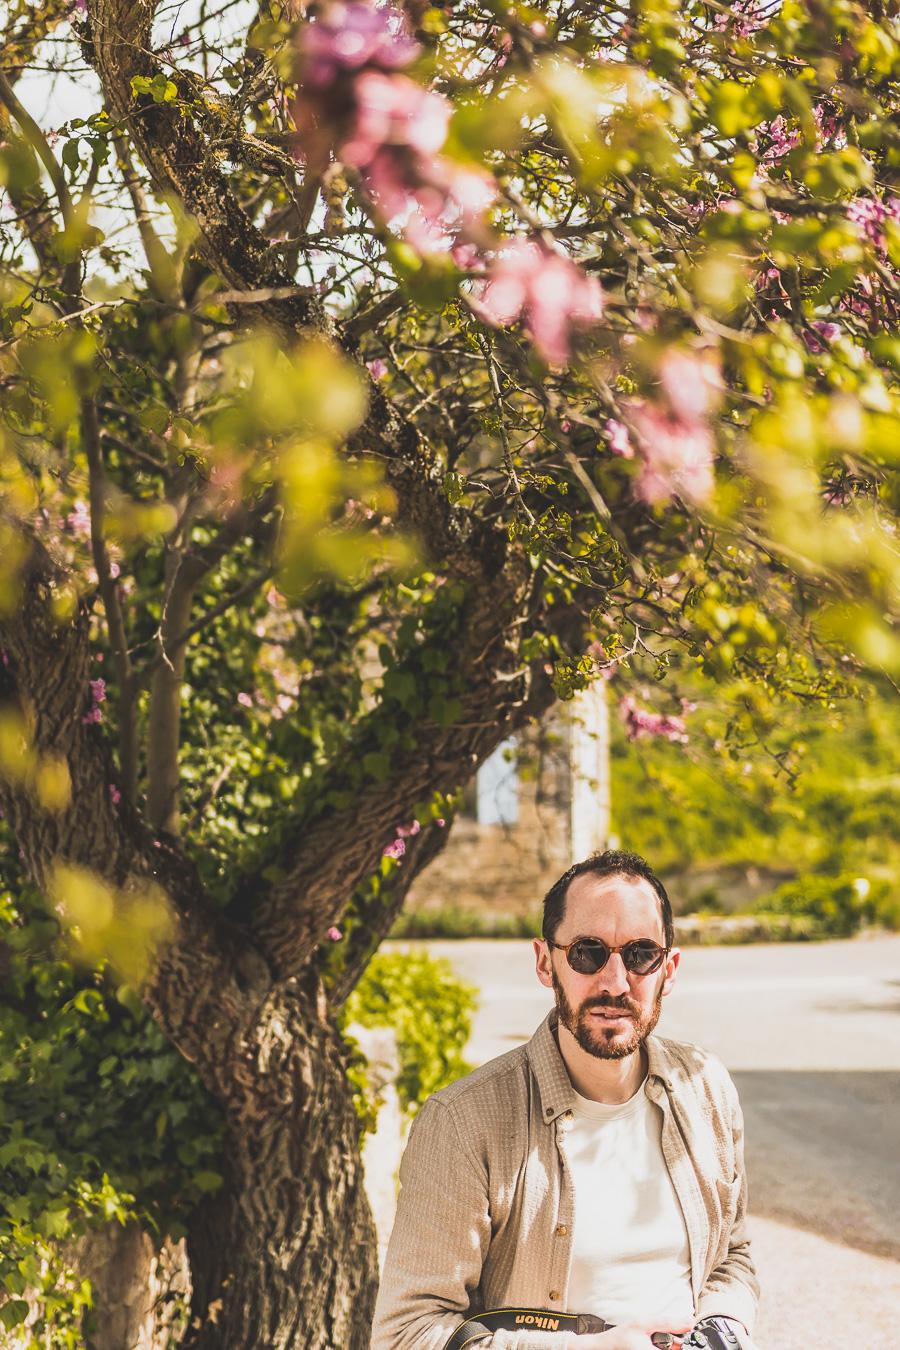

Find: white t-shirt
565;1081;695;1326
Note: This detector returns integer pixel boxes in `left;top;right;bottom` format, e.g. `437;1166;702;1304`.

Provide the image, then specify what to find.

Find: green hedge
341;949;478;1123
752;872;900;939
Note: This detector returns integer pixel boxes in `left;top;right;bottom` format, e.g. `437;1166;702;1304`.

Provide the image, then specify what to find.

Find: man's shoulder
424;1041;532;1115
650;1033;739;1102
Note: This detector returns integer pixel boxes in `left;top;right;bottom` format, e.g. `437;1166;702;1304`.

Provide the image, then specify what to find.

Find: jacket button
545;1107;553;1116
549;1291;559;1302
556;1224;567;1236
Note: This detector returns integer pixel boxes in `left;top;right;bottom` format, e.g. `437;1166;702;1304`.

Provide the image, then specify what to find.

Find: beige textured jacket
371;1012;759;1350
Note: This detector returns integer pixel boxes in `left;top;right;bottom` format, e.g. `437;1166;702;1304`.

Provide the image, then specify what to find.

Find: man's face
534;872;680;1061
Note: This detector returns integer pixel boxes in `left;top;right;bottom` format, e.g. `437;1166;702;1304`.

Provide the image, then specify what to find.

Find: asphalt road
411;934;900;1350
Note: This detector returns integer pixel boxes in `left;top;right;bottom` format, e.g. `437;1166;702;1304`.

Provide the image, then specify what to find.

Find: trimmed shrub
752;872;898;939
341;949;478;1117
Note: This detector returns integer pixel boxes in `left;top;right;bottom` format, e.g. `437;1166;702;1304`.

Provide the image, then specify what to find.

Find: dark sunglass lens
623;941;664;974
568;940;610;974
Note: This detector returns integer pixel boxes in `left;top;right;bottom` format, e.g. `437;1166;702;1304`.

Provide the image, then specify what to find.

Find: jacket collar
526;1010;674;1121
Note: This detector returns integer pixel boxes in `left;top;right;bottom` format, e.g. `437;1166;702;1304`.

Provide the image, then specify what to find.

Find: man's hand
568;1325;692;1350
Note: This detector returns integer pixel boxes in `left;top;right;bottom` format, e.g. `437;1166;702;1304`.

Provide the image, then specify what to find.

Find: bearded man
371;850;759;1350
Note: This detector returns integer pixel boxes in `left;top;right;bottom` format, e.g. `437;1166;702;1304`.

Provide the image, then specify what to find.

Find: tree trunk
71;1223;190;1350
183;971;378;1350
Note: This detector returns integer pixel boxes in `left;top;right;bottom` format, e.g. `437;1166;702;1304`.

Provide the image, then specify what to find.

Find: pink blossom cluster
382;817;421;862
82;678;106;725
296;2;494;252
802;319;840;353
846;195;900;254
470;239;604;365
630;353;721;506
620;695;689;744
712;0;769;38
759;115;801;162
67;499;91;538
605;420;634;458
295;3;606;362
299;2;419;86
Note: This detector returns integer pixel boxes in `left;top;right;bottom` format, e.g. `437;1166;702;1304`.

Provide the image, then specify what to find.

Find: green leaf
0;1300;29;1331
193;1170;223;1193
362;751;391;783
442;472;466;506
428;696;462;732
61;139;82;175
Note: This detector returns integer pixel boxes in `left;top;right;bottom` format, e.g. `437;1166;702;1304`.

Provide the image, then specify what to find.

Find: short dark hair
542;849;674;948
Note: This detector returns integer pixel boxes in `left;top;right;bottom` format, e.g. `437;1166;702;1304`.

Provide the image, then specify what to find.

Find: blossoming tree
2;0;900;1346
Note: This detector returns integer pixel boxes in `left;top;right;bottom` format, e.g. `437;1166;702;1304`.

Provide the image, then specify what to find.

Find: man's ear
661;946;680;996
534;938;554;991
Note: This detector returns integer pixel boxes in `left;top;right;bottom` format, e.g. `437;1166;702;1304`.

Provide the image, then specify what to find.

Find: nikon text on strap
443;1308;610;1350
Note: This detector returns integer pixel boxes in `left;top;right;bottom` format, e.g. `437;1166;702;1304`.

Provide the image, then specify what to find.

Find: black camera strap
443;1308;610;1350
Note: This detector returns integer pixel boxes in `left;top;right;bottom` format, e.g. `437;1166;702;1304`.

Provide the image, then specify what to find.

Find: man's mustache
581;994;640;1017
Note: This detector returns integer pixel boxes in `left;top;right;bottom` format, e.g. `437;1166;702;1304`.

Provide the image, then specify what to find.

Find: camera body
652;1316;743;1350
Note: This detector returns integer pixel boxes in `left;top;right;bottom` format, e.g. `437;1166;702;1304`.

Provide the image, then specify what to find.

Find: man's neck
556;1021;649;1105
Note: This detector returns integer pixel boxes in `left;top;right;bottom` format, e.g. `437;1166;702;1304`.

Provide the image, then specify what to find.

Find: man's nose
593;952;630;997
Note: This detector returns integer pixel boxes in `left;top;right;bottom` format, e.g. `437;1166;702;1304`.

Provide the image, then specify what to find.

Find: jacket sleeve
694;1085;760;1334
370;1096;571;1350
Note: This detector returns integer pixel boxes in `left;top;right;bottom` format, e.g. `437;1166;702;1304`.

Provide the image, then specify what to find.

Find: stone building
404;684;612;929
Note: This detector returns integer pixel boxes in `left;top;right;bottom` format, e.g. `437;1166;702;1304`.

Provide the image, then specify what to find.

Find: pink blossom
299;3;419;87
659;352;722;423
471;239;604;364
606;419;634;459
237;692;253;708
620;695;688;744
383;837;406;860
847;195;900;253
435;817;445;827
82;678;106;724
109;784;121;804
67;499;91;537
631;406;715;506
803;320;840;353
396;820;420;837
367;358;388;380
342;72;451;168
760;115;801;162
712;0;767;36
326;926;343;941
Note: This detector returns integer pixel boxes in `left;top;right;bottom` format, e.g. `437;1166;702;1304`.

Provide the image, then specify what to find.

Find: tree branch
82;397;139;801
139;562;275;688
0;67;73;226
145;485;280;834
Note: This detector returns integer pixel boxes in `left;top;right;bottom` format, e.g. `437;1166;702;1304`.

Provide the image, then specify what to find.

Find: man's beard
551;968;664;1060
